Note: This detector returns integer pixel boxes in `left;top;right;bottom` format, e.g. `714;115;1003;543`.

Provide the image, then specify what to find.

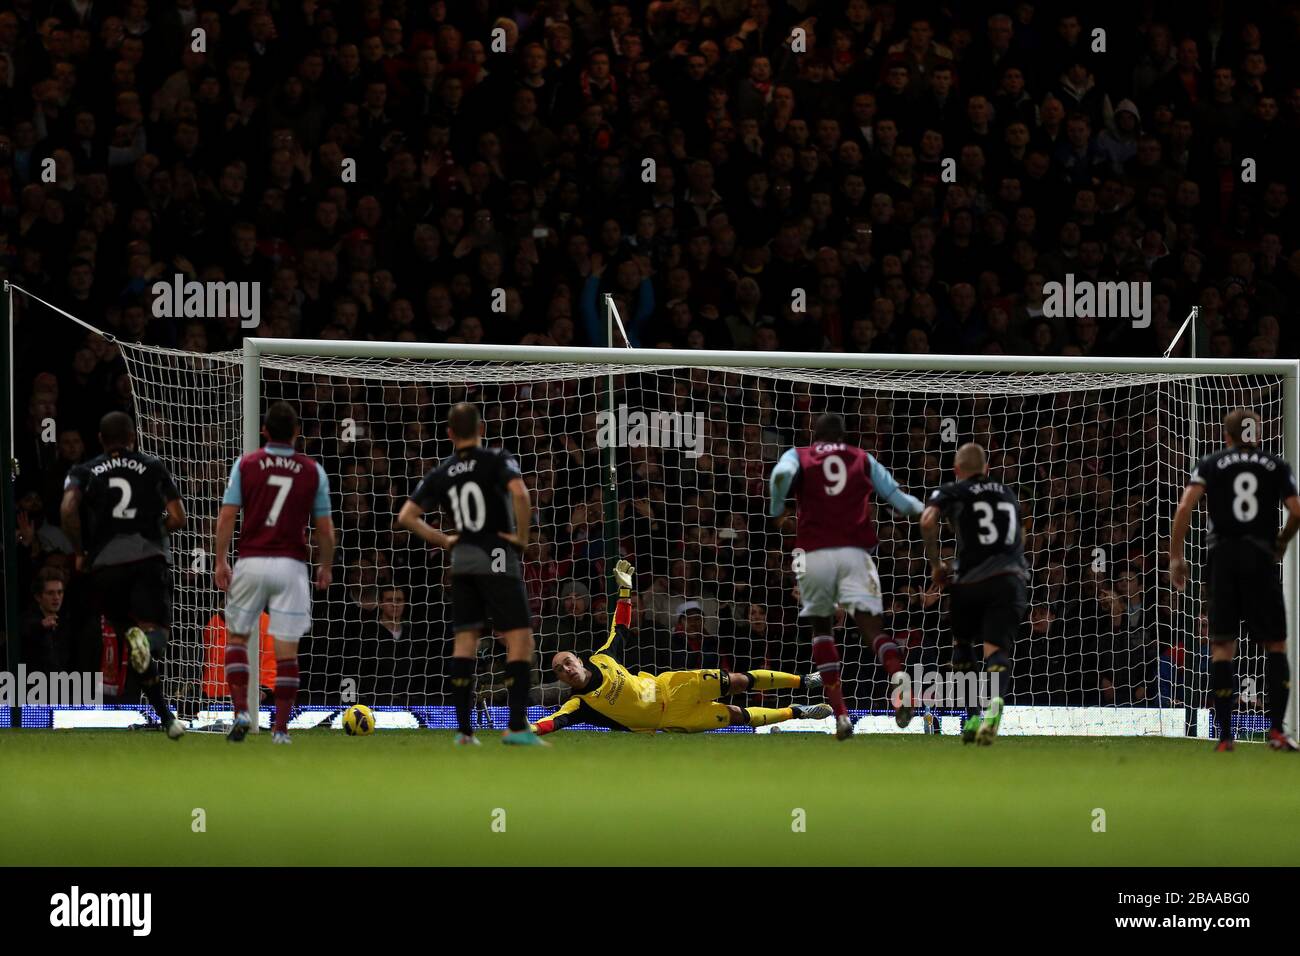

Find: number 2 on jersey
108;476;138;519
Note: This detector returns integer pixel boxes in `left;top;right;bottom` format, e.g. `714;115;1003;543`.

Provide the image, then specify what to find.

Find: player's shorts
656;669;730;733
450;572;532;634
226;556;311;640
947;573;1027;651
1207;537;1286;642
91;557;172;630
797;546;883;617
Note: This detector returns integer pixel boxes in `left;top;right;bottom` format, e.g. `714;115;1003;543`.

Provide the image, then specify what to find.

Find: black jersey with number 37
928;476;1029;585
410;446;523;575
1190;447;1298;548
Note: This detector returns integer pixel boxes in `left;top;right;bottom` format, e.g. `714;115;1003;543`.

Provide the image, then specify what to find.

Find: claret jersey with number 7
223;442;331;562
409;445;524;578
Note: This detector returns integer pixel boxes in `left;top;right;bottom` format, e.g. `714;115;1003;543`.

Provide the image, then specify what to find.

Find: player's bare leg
125;620;183;740
724;703;833;728
449;629;482;745
225;632;254;742
809;615;852;739
1210;638;1237;751
271;637;299;744
500;628;547;746
858;610;912;728
1263;638;1298;750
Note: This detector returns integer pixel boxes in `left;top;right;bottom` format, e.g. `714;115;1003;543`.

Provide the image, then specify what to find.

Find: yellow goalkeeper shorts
657;670;730;733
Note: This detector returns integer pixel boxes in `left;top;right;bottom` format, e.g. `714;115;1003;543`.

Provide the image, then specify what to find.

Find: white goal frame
238;338;1300;738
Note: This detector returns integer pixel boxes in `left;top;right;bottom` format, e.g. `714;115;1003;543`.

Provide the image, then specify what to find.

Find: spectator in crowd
22;567;71;674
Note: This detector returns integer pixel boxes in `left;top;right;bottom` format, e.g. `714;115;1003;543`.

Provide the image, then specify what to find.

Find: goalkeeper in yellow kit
533;560;830;735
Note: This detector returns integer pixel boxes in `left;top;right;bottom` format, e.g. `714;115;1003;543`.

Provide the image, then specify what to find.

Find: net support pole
1286;365;1300;739
241;339;262;730
2;281;21;729
602;295;620;604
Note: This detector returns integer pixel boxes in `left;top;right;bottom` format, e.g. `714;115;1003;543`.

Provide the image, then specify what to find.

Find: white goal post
208;339;1299;739
53;318;1287;739
13;279;1297;738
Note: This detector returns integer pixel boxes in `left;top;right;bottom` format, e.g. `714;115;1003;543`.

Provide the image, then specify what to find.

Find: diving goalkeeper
534;560;830;735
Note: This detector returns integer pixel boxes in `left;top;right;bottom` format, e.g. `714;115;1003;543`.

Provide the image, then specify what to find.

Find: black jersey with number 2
65;450;181;569
410;446;524;576
927;475;1029;585
1190;447;1299;549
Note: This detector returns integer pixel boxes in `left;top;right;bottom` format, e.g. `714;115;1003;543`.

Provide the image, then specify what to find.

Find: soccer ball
342;704;376;736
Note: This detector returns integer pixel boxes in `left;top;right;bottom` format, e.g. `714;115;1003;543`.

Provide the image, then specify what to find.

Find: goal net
109;338;1294;737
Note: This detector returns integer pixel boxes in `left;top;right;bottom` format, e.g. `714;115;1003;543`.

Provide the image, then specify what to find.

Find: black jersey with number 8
1190;447;1298;548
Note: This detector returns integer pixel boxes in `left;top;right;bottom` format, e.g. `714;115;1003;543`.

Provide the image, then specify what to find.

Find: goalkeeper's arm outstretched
534;560;830;735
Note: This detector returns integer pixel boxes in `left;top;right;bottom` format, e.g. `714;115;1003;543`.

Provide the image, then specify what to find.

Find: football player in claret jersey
768;412;925;740
61;411;187;739
214;402;336;744
1170;408;1300;752
534;560;830;735
921;442;1029;745
397;402;543;746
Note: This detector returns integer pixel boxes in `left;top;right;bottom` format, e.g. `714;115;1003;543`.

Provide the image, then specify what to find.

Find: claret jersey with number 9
792;443;878;551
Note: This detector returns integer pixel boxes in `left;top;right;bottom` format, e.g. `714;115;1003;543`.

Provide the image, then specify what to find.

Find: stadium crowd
5;0;1298;718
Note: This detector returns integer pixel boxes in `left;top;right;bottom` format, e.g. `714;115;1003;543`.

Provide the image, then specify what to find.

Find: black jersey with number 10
1190;447;1298;548
410;446;524;576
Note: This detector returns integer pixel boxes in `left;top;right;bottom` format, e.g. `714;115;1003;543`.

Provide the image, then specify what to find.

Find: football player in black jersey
1170;408;1300;751
397;403;543;746
61;412;187;739
921;443;1029;745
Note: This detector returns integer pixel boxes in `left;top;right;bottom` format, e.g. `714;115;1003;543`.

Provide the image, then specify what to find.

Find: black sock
503;660;531;732
141;671;173;724
1212;659;1235;740
984;650;1012;702
449;657;474;736
1267;652;1291;733
138;640;174;723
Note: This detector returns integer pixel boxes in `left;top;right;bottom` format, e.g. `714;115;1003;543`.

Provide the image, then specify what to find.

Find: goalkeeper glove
613;559;635;598
533;719;556;736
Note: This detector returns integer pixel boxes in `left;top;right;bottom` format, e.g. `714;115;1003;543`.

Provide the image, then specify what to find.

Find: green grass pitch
3;730;1299;866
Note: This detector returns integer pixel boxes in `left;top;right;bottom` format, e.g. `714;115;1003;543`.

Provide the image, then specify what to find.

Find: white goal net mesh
116;341;1287;737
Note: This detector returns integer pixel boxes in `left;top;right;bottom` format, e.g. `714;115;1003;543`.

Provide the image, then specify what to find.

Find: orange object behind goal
201;612;275;699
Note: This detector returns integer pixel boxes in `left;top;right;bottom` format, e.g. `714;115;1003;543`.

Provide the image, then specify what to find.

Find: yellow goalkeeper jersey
541;603;663;732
